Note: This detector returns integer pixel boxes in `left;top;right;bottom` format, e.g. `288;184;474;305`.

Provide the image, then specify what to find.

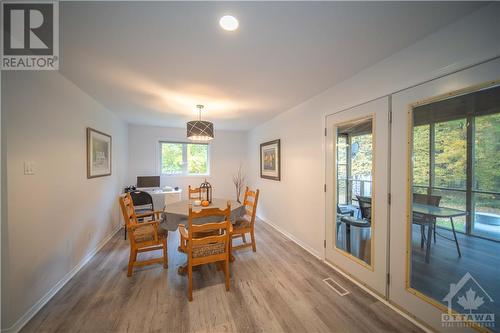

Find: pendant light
187;105;214;141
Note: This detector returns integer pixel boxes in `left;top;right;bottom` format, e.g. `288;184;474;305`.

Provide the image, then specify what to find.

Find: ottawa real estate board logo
1;1;59;70
442;272;495;329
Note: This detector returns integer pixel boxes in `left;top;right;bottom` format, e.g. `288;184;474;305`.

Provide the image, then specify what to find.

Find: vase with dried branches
233;164;246;203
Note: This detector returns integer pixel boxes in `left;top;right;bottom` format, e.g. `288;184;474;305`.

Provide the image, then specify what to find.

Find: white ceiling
60;2;485;130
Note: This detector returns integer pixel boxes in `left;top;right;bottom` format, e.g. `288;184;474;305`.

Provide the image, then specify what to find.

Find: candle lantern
200;179;212;203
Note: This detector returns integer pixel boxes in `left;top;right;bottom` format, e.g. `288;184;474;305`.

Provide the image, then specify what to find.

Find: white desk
140;189;182;210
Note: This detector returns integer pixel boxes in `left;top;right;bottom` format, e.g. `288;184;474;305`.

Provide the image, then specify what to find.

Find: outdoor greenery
474;113;500;192
337;136;348;204
161;143;183;174
161;142;208;175
336;133;373;203
187;144;208;174
351;134;373;179
350;133;373;199
412;113;500;237
435;119;467;189
413;125;429;186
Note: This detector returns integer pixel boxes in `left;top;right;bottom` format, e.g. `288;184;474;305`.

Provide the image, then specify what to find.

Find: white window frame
159;141;210;177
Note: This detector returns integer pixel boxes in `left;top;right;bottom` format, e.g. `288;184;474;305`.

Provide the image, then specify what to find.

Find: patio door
389;58;500;332
325;97;390;296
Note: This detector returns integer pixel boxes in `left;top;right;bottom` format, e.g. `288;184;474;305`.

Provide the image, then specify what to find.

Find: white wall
247;3;500;257
1;71;128;331
127;125;247;202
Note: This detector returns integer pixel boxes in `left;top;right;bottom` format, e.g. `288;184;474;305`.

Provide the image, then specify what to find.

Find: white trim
258;216;322;259
258;215;432;333
1;226;122;333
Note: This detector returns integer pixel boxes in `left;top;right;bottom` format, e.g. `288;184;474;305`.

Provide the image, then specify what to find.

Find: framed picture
87;127;112;178
260;139;281;181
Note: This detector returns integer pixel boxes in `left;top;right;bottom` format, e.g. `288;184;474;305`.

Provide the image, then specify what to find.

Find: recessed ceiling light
219;15;239;31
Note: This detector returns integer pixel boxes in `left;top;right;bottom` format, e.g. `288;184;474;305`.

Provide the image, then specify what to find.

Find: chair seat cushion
133;224;166;242
234;216;252;229
192;242;225;258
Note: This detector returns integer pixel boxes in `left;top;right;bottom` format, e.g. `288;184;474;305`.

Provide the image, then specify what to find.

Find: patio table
413;203;466;263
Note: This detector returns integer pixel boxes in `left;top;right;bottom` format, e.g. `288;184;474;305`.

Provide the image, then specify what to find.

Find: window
411;84;500;240
160;142;209;176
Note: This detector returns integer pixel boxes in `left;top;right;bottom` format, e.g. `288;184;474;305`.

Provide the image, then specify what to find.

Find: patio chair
412;193;441;248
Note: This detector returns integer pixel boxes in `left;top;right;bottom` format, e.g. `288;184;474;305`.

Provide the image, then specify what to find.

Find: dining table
160;198;245;231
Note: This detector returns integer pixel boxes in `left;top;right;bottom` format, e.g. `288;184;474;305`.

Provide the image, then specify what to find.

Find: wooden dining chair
178;202;232;301
119;193;168;277
124;190;156;240
188;185;201;200
231;187;260;253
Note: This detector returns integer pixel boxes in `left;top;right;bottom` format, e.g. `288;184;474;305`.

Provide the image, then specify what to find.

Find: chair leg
346;224;351;253
241;233;247;243
188;263;193;302
450;218;462;257
127;248;136;277
224;259;230;291
420;225;425;249
250;230;256;252
433;223;436;243
229;237;235;262
124;227;127;240
425;223;433;263
162;237;168;269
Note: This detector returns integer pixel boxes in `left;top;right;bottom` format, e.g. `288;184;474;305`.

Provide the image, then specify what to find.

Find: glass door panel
335;118;373;265
325;97;389;296
390;60;500;332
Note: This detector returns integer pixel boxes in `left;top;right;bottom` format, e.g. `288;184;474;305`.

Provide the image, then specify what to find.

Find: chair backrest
413;193;441;207
187;202;231;258
119;193;139;231
188;185;201;200
129;190;154;210
242;186;259;226
356;196;372;221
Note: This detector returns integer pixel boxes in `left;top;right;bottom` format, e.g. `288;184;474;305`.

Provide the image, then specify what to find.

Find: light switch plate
24;161;35;175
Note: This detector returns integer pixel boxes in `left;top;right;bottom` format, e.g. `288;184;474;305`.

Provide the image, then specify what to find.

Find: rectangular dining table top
412;203;467;218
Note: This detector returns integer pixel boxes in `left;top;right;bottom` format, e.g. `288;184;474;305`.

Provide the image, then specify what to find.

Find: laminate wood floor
23;221;423;333
411;225;500;331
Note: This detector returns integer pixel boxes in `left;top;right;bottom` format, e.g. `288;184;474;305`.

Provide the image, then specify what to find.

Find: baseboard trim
257;216;323;261
258;215;432;333
2;226;122;333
